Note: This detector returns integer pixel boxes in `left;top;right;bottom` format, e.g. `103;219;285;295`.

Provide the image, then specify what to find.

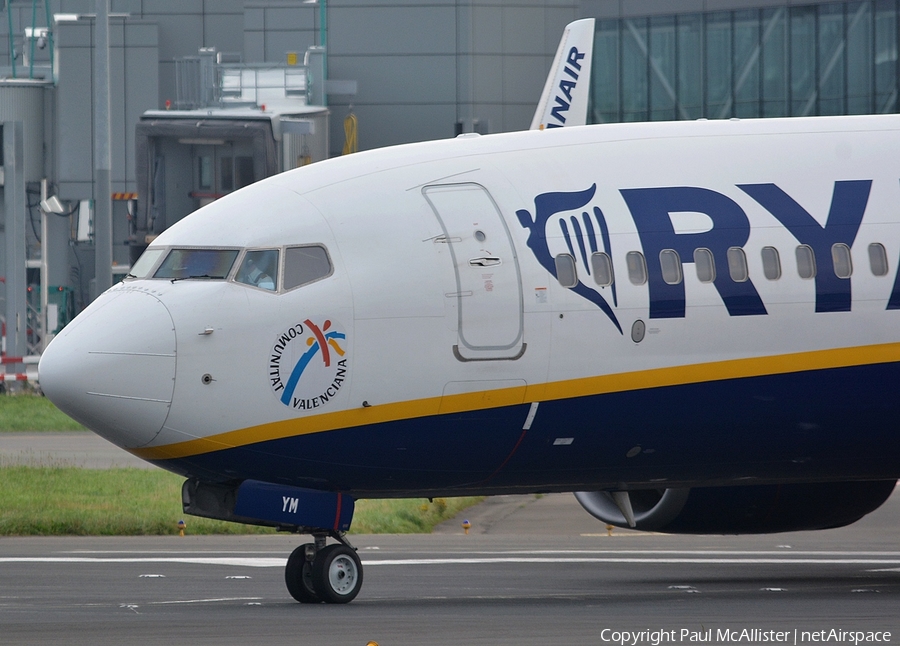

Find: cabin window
236;249;279;291
590;252;614;287
693;248;716;283
626;251;648;285
284;245;333;290
659;249;683;285
727;247;749;282
868;243;889;277
554;253;578;288
761;246;781;280
831;243;853;279
153;248;239;280
796;245;817;279
127;247;165;279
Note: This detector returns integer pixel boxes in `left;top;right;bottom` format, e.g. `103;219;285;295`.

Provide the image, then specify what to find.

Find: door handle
469;257;501;267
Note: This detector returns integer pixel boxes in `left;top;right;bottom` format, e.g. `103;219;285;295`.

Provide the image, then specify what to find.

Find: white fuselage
39;115;900;496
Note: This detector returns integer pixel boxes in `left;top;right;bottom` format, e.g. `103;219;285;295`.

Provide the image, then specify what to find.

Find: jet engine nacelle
575;480;897;534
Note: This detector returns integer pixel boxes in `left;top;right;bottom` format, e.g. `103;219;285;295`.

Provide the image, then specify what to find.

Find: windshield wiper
170;274;221;283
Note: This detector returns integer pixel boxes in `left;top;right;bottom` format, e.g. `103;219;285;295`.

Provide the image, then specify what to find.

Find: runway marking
3;553;900;567
361;558;900;565
365;550;900;556
66;550;289;554
147;597;264;605
56;549;900;556
580;533;662;537
0;557;287;567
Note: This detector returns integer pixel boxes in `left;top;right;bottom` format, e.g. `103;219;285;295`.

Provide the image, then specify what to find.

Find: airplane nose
39;288;176;449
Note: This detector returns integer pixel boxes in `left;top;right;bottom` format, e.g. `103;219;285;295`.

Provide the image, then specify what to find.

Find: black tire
311;544;363;604
285;544;321;603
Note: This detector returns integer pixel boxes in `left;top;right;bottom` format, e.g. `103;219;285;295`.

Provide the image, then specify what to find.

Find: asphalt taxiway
1;490;898;646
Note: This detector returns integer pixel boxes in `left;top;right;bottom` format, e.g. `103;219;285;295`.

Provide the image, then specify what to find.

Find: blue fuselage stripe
154;362;900;497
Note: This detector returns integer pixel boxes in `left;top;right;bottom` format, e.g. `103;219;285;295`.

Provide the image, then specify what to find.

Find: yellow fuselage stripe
130;342;900;461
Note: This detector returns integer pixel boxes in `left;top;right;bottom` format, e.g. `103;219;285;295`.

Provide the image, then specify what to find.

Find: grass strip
0;466;480;536
352;496;481;533
0;396;85;432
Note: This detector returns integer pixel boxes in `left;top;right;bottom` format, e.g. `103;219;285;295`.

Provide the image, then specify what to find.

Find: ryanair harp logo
269;319;348;410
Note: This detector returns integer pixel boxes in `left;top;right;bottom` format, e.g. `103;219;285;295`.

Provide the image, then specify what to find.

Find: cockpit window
235;249;279;291
126;247;165;279
153;248;239;280
283;245;332;290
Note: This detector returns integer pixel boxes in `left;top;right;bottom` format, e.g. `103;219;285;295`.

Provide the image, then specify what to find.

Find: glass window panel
198;156;212;190
706;12;733;118
649;16;676;121
589;4;898;123
694;248;716;283
796;244;817;279
818;4;846;116
762;7;788;117
733;9;761;118
220;156;233;192
235;156;255;189
659;249;683;285
847;2;873;114
622;18;649;122
154;248;239;280
626;251;648;285
791;7;817;115
555;254;578;288
832;243;853;279
284;245;333;290
869;242;890;276
727;247;749;282
593;20;621;123
590;252;615;286
236;249;279;291
127;247;165;279
677;14;703;119
761;246;782;280
875;0;897;113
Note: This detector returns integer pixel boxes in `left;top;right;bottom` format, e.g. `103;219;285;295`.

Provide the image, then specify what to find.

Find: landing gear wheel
311;543;363;604
285;544;320;603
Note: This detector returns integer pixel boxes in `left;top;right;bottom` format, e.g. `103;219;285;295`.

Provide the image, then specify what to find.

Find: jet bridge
135;106;328;244
133;48;329;254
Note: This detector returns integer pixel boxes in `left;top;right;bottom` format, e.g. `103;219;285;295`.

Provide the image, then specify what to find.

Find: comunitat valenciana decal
268;318;348;411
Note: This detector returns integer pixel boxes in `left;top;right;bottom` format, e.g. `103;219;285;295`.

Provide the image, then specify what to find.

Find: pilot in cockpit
237;249;278;291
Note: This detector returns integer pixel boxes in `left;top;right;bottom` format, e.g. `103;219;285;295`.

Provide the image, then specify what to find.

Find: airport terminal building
587;1;900;123
0;0;895;373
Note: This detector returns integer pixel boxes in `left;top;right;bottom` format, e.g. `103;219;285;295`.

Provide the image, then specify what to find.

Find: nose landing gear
180;479;361;602
285;532;363;604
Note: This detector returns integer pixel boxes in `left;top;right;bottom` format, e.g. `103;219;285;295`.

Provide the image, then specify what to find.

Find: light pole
94;0;112;296
303;0;327;105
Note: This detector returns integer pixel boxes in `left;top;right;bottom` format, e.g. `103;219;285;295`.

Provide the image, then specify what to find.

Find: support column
3;121;27;363
40;179;51;352
93;0;113;295
455;0;475;134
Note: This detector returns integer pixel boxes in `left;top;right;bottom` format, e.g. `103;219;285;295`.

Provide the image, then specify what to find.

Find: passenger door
423;183;525;360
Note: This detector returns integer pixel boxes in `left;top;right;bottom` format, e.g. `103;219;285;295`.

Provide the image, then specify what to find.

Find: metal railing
175;53;309;109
